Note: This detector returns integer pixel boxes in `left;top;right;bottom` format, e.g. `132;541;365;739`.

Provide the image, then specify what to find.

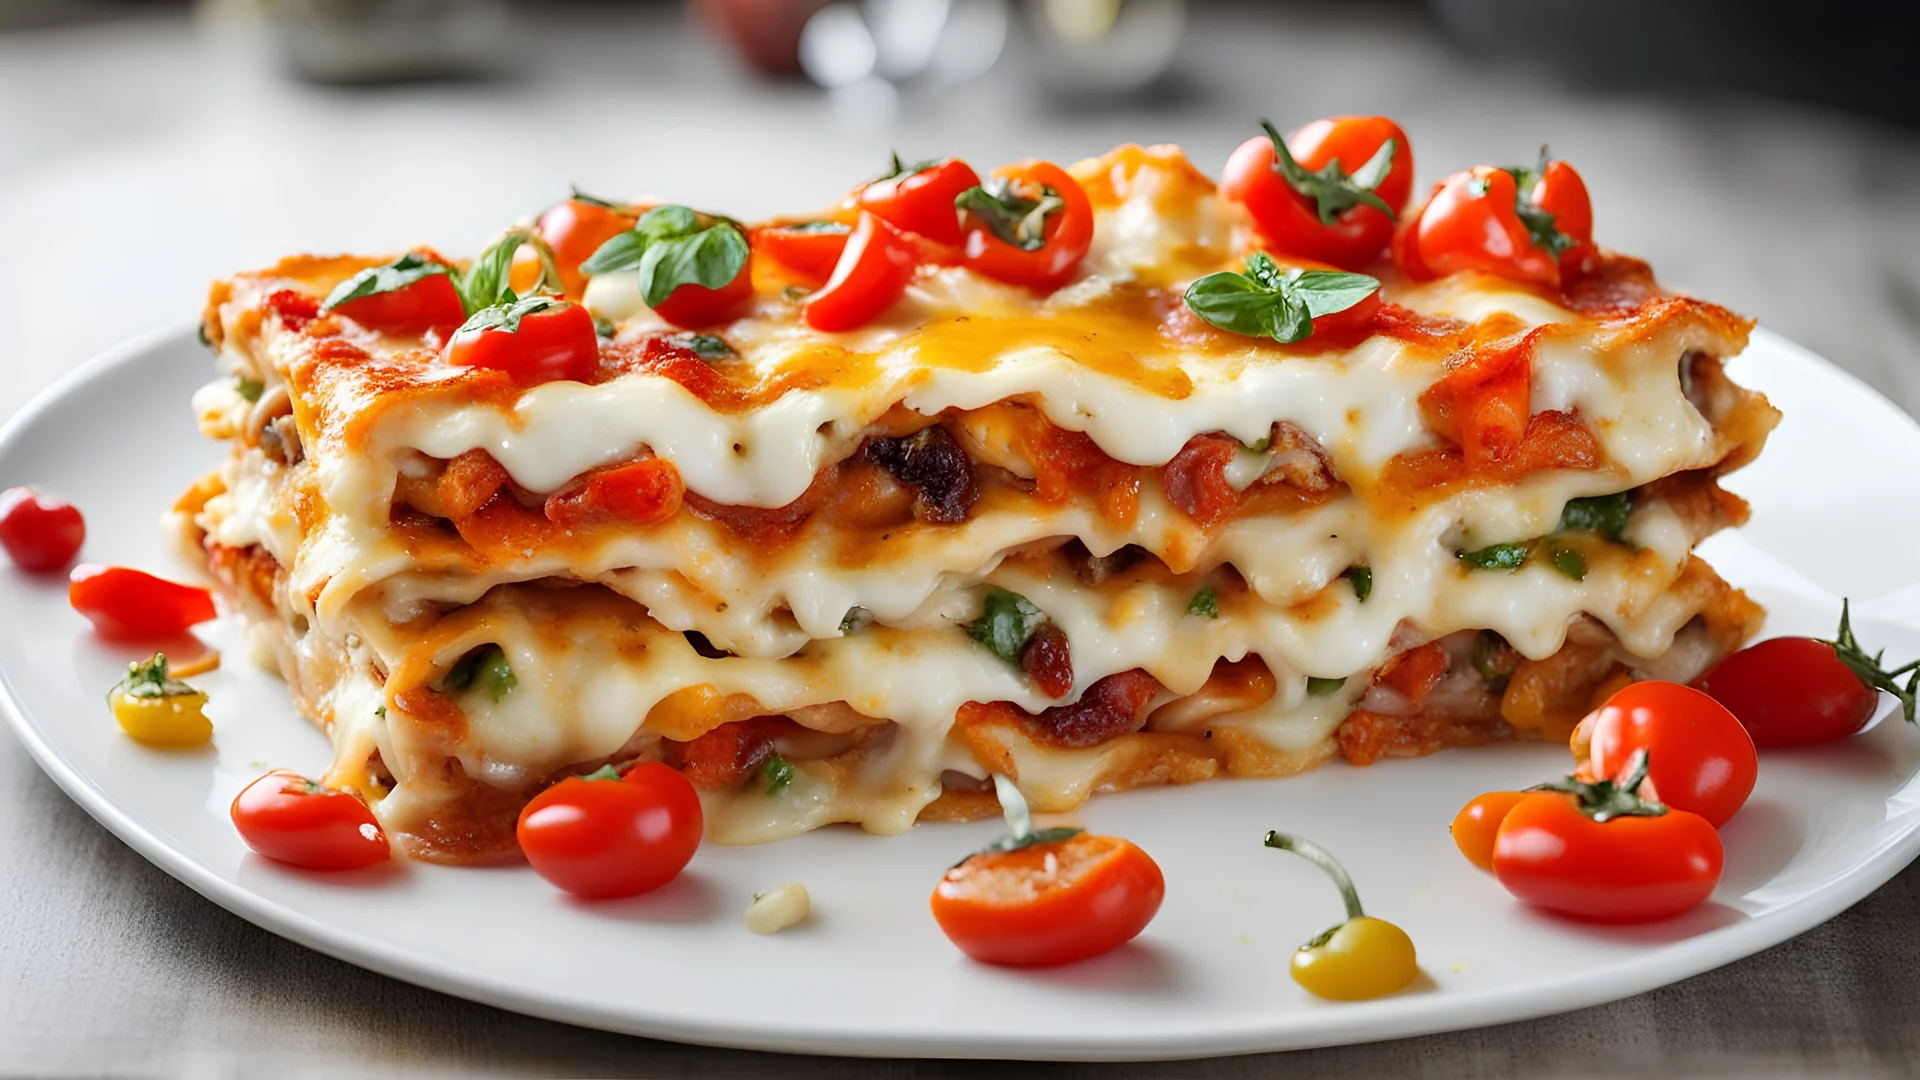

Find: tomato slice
231;770;391;871
1219;116;1414;270
544;457;685;528
958;160;1094;291
932;831;1164;966
1574;681;1756;828
751;222;852;285
853;157;981;245
331;272;466;336
69;563;216;639
516;761;704;899
446;300;600;385
0;486;85;572
803;211;921;332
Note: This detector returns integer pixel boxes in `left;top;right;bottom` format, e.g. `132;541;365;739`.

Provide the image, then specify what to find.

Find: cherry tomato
331;272;466;336
1492;791;1722;922
1694;604;1916;748
516;761;704;900
803;211;922;332
1451;791;1530;871
1395;155;1595;288
69;564;216;639
446;300;600;385
231;770;390;871
650;253;753;329
958;161;1094;292
932;831;1164;967
853;157;981;245
1572;681;1756;828
751;222;852;285
0;486;85;571
515;199;639;298
1220;116;1414;270
1529;159;1595;277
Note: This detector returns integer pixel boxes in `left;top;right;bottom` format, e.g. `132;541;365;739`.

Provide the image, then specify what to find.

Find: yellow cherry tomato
1290;915;1419;1001
109;653;212;748
1265;830;1420;1001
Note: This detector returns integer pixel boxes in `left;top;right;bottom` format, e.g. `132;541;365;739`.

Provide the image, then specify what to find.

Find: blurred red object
692;0;831;75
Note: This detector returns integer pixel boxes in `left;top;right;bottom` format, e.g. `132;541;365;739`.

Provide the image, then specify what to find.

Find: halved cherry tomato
803;211;921;332
1694;603;1917;748
1451;790;1529;871
331;272;466;336
447;300;600;385
933;831;1164;966
1571;681;1756;828
751;222;852;285
0;486;85;571
516;761;705;900
958;161;1094;292
1220;116;1414;270
544;457;685;528
1395;156;1594;288
652;253;754;329
853;157;981;245
514;199;639;298
69;564;216;639
231;770;390;871
1492;789;1722;922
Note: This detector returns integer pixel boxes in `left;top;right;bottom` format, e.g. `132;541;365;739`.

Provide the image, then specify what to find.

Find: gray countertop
4;5;1919;1076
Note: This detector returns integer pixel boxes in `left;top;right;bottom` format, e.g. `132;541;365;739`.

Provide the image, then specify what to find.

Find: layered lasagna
184;143;1776;862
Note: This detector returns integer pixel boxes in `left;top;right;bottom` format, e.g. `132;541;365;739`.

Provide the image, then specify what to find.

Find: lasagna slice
183;144;1775;861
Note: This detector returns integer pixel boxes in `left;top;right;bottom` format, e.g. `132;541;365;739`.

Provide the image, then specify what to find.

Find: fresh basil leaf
455;293;556;336
782;220;852;235
666;332;732;359
1259;119;1398;225
322;252;451;312
1558;492;1632;545
234;377;264;403
967;589;1045;664
460;232;535;314
638;204;700;240
1458;542;1532;571
955;183;1063;251
1307;676;1346;696
1549;545;1587;581
762;752;794;795
478;647;516;701
1343;566;1373;602
1183;254;1379;344
579;229;649;276
1188;587;1219;618
635;222;750;308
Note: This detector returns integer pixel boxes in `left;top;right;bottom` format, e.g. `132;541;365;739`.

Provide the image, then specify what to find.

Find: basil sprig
579;205;749;308
954;182;1063;251
1183;253;1379;343
1500;146;1575;258
1259;119;1398;225
322;252;453;312
455;293;559;337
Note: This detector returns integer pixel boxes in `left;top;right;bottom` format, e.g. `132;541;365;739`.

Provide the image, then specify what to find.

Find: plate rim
4;323;1919;1061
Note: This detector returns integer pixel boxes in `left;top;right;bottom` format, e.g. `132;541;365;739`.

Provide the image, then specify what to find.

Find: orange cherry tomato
1492;791;1722;922
1451;790;1530;871
1573;681;1756;828
958;161;1094;292
544;457;685;528
69;563;216;639
516;761;704;900
803;211;922;332
932;831;1164;966
751;222;852;285
0;486;84;572
446;300;600;385
515;199;639;298
331;271;466;336
231;770;391;871
853;157;981;245
1220;116;1414;270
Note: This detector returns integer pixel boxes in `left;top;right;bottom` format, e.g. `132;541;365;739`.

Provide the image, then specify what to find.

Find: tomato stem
1264;830;1365;923
1825;598;1920;723
1528;750;1668;822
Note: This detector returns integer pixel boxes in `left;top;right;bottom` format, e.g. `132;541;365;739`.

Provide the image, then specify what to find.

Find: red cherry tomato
1572;681;1756;828
231;770;391;871
331;272;466;336
958;161;1094;292
751;222;852;285
1396;157;1595;288
803;211;922;332
1492;791;1722;922
853;157;981;245
1530;159;1594;277
1451;790;1529;871
650;252;754;329
1220;116;1414;270
69;564;216;639
1695;622;1906;748
516;199;639;298
931;832;1164;966
447;300;600;385
0;486;85;572
516;761;704;900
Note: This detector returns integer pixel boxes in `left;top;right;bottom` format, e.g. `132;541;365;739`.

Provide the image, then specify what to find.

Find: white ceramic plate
4;327;1920;1061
